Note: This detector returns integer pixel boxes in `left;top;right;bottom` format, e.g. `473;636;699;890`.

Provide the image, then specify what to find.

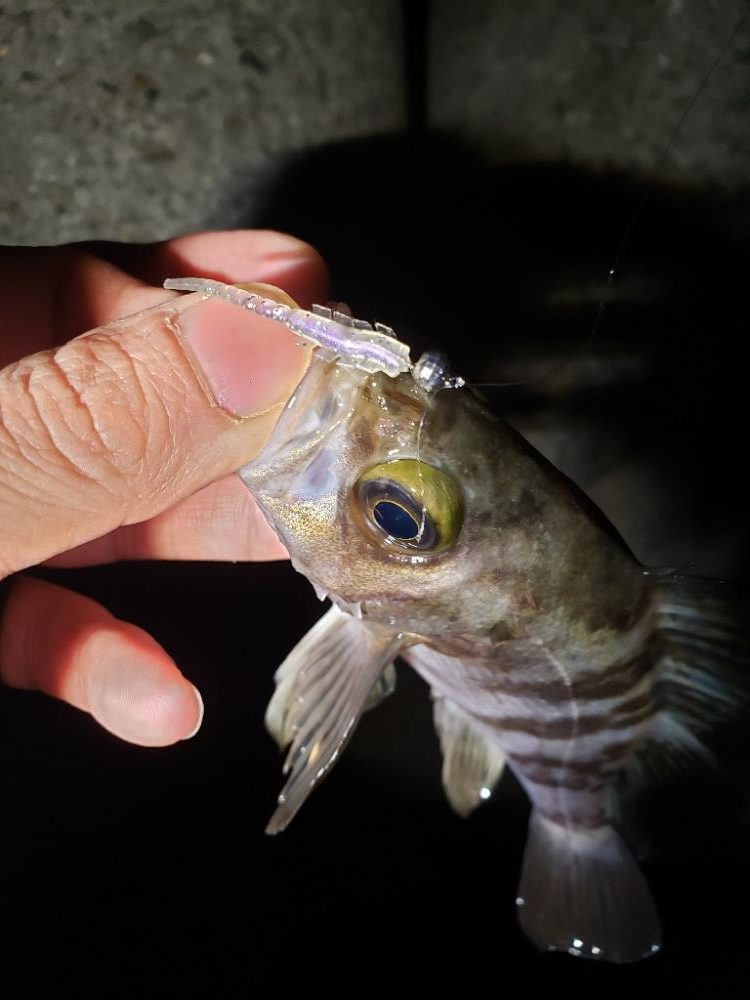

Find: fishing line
414;403;428;544
411;353;464;539
467;9;747;395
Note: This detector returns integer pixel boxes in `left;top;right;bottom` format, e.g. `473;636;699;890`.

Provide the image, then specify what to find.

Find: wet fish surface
167;277;748;963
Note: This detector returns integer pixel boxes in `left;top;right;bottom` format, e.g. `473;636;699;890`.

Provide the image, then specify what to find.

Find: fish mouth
329;590;420;628
240;353;365;483
330;573;459;618
241;351;431;488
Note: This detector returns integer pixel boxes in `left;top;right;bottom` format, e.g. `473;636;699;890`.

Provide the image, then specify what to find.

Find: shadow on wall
233;132;749;579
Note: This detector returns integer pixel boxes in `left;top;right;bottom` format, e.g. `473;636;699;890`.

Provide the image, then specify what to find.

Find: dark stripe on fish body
514;766;611;792
491;639;659;704
508;741;640;773
526;806;608;829
609;688;657;723
478;700;654;739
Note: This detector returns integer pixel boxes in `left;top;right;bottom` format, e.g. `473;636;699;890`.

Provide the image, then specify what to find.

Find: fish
166;276;747;964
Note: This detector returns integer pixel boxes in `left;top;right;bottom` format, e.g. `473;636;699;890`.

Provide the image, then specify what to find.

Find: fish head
225;272;646;650
239;344;558;645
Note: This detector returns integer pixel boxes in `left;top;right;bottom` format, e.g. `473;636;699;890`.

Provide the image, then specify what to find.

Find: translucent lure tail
164;276;412;377
517;811;662;963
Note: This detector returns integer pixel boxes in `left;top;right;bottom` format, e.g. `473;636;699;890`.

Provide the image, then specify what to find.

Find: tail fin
517;811;661;963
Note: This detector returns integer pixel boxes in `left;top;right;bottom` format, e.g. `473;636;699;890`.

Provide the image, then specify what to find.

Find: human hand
0;229;328;747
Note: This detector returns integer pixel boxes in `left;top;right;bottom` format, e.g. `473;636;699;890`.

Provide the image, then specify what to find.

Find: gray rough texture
430;0;750;191
2;1;748;244
0;0;405;244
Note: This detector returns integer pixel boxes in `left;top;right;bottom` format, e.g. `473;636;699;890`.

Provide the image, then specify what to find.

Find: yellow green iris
354;459;463;553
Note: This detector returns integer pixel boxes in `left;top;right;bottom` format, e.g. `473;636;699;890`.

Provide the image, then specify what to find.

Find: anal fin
265;604;402;834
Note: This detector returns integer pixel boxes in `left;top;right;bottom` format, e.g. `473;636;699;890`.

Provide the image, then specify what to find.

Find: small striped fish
168;278;747;963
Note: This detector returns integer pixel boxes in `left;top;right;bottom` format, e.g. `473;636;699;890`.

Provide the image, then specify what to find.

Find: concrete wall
0;0;405;243
1;1;747;244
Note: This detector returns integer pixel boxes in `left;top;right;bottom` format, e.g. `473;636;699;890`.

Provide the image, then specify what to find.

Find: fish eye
353;459;463;554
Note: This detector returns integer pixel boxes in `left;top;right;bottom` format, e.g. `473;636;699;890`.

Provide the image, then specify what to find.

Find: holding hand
0;229;327;747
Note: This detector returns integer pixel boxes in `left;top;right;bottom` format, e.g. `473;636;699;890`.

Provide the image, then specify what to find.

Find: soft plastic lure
163;277;464;392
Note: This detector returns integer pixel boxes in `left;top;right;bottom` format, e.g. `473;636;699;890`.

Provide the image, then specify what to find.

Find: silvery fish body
165;278;746;964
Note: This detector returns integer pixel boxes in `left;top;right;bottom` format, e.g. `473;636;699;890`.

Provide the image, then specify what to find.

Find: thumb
0;282;311;577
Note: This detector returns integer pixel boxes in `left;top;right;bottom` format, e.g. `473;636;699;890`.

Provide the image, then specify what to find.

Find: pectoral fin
265;604;402;834
432;695;506;817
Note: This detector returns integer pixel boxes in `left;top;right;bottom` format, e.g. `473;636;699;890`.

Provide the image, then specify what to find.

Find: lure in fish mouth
166;276;748;965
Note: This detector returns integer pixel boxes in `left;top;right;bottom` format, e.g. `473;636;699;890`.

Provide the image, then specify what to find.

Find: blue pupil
373;501;419;540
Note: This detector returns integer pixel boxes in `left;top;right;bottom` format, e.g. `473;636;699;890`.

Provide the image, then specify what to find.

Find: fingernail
183;685;204;740
176;295;311;418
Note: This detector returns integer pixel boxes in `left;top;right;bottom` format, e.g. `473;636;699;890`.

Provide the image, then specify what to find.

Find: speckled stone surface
2;2;748;245
429;0;750;191
0;0;405;244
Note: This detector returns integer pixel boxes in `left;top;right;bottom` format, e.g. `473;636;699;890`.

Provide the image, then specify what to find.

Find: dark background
1;2;749;996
